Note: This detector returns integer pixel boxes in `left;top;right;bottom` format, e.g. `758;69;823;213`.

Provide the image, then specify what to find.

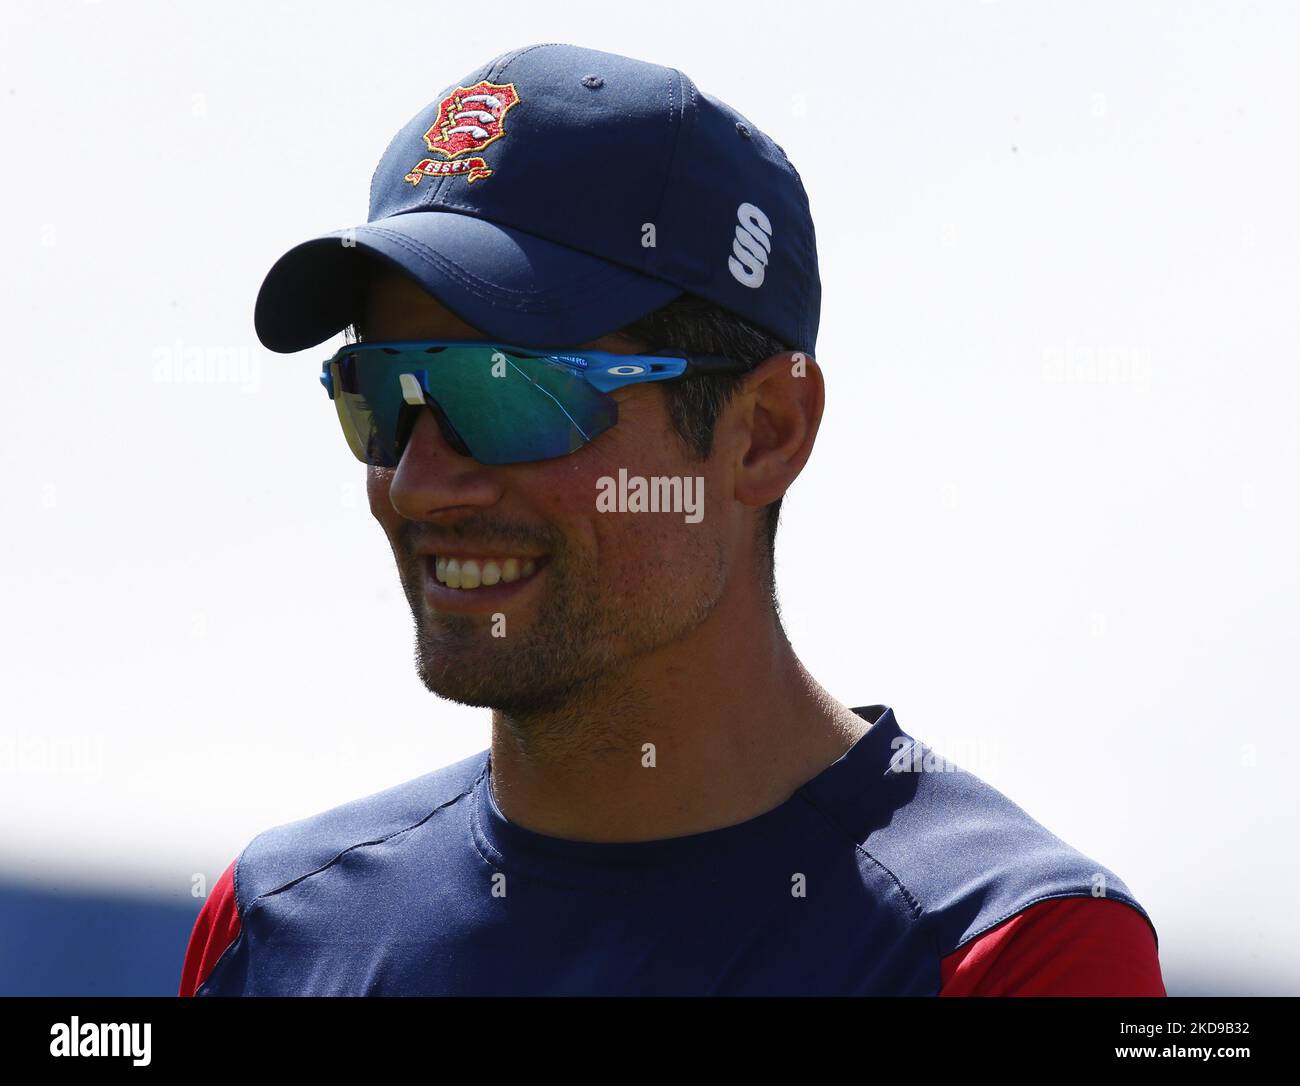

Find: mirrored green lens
330;346;619;466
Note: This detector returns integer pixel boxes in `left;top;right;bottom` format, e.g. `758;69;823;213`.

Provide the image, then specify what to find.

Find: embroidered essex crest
403;80;521;185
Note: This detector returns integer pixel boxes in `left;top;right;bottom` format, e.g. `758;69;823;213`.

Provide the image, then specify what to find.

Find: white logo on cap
727;202;772;289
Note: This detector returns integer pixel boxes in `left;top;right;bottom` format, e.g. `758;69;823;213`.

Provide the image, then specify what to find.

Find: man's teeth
433;556;537;590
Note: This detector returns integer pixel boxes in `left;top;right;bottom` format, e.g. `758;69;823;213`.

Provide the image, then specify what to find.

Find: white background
2;0;1297;995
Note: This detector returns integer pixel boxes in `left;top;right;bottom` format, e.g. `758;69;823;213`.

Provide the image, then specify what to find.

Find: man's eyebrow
602;330;645;350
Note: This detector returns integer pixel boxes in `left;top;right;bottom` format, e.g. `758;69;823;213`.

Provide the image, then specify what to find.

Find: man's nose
386;405;502;519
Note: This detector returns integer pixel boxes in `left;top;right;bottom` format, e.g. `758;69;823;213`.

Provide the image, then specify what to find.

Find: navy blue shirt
183;705;1162;995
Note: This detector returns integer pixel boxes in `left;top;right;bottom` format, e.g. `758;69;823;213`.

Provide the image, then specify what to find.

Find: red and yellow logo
403;80;521;186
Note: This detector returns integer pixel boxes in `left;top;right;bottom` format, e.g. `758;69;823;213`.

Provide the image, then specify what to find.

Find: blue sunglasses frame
320;339;750;396
318;338;753;466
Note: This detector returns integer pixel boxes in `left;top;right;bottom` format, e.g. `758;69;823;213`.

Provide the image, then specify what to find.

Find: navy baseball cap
253;42;820;356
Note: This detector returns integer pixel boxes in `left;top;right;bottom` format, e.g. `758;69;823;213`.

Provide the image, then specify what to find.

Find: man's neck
487;599;870;843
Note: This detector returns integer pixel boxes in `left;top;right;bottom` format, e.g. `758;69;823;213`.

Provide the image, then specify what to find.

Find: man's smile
416;549;551;612
432;554;538;589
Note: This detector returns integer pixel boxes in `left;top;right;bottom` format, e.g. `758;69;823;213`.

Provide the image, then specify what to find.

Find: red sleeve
939;895;1166;996
178;858;242;997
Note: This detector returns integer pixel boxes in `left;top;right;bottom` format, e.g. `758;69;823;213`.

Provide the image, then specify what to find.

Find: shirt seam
948;892;1159;956
252;785;478;906
792;780;1160;979
197;782;480;993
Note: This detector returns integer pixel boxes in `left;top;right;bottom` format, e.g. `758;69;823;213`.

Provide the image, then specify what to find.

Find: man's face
360;268;739;716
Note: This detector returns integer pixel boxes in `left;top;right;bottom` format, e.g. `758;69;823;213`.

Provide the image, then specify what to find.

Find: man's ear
729;351;825;510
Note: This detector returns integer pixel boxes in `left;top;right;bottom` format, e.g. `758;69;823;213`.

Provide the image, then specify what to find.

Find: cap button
735;121;751;138
581;75;604;89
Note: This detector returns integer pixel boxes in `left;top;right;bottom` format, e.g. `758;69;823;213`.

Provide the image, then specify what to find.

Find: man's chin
414;660;579;715
411;630;585;712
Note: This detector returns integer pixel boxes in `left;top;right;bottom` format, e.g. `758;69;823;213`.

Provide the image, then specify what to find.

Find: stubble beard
395;535;727;721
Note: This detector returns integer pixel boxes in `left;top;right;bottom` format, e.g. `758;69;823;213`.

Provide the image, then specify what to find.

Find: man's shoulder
229;748;489;912
817;714;1158;959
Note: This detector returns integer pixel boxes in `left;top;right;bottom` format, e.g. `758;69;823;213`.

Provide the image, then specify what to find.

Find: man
180;43;1165;996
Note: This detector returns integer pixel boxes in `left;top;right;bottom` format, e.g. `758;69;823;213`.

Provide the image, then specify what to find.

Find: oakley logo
727;202;772;289
606;364;646;376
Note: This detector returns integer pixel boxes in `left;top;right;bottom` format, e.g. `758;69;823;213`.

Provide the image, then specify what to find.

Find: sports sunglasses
319;339;751;467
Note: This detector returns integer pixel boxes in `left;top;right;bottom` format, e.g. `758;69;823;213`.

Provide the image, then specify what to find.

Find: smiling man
179;43;1165;996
